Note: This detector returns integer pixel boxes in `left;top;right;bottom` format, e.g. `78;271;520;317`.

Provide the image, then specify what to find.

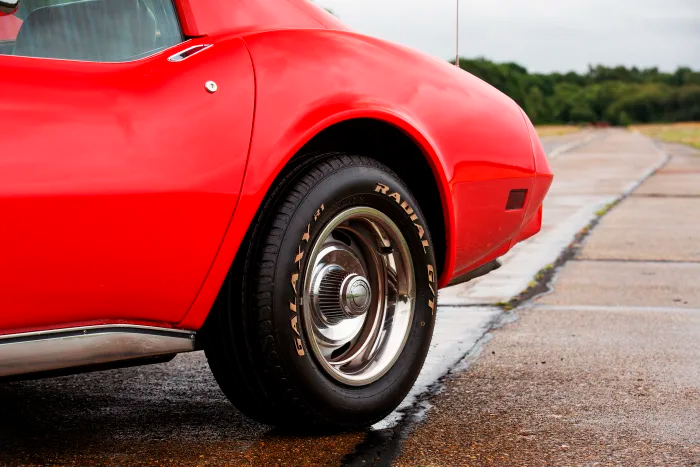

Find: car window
0;0;182;62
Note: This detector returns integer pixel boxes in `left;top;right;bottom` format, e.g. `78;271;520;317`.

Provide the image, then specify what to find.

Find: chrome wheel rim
302;207;415;386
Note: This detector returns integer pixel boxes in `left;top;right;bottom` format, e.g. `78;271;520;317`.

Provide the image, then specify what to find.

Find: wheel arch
178;111;455;331
297;117;451;282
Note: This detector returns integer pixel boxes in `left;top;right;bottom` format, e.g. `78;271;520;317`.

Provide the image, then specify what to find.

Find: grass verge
535;125;581;138
630;122;700;149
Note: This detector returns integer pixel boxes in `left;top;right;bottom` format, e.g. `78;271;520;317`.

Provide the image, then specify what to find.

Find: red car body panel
0;0;552;335
0;38;255;331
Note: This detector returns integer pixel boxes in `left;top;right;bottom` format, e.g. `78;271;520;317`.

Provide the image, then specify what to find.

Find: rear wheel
204;153;438;430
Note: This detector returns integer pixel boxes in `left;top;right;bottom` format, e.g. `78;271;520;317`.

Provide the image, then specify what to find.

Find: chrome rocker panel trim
0;325;196;377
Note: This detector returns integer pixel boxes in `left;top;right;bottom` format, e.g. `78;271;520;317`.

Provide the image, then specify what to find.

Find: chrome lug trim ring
302;207;415;386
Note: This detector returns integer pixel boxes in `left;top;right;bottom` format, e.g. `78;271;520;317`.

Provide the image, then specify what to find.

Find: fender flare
177;108;456;330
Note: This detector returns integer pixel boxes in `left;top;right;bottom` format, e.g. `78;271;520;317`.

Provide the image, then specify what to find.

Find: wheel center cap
312;267;372;324
342;275;371;316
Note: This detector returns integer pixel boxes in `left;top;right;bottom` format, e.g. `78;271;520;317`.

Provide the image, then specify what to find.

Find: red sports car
0;0;552;430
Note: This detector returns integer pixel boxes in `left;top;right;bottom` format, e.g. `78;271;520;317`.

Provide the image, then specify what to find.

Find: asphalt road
3;130;697;466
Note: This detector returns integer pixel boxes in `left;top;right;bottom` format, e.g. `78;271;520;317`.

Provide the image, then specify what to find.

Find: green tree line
455;58;700;125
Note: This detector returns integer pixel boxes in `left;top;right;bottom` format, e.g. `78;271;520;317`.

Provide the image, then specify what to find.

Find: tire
204;153;438;430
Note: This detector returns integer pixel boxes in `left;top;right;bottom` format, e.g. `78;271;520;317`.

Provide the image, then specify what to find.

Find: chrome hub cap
303;207;415;386
343;274;371;316
312;268;372;324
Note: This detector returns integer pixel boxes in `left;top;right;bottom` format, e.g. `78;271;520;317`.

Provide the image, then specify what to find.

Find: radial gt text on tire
204;153;438;430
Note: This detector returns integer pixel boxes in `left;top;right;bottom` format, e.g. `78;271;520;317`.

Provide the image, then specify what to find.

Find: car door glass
0;0;182;62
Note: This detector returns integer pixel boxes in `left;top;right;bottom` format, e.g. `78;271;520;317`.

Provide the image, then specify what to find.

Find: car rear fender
177;106;454;330
177;28;538;330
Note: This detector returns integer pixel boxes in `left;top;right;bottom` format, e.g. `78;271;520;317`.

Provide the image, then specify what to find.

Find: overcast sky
319;0;700;73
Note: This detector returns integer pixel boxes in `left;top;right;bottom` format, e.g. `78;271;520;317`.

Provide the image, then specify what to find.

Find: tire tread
206;153;428;429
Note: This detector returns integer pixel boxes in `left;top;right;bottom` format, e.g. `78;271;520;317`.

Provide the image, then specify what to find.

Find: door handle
168;44;212;62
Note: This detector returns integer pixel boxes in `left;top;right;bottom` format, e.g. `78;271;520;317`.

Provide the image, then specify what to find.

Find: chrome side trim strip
0;325;196;377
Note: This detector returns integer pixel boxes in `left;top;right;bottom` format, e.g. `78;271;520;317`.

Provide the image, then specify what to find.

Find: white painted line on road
524;304;700;314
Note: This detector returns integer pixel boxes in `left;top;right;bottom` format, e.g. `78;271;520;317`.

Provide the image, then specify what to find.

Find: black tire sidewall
264;160;437;425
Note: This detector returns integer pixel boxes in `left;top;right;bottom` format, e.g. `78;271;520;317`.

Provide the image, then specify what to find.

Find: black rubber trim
447;259;502;287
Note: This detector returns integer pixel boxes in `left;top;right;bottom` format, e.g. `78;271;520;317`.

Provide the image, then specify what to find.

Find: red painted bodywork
0;0;552;334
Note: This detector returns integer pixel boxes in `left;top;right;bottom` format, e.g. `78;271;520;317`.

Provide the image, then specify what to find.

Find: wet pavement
395;139;700;466
3;131;697;465
395;306;700;465
0;352;364;465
